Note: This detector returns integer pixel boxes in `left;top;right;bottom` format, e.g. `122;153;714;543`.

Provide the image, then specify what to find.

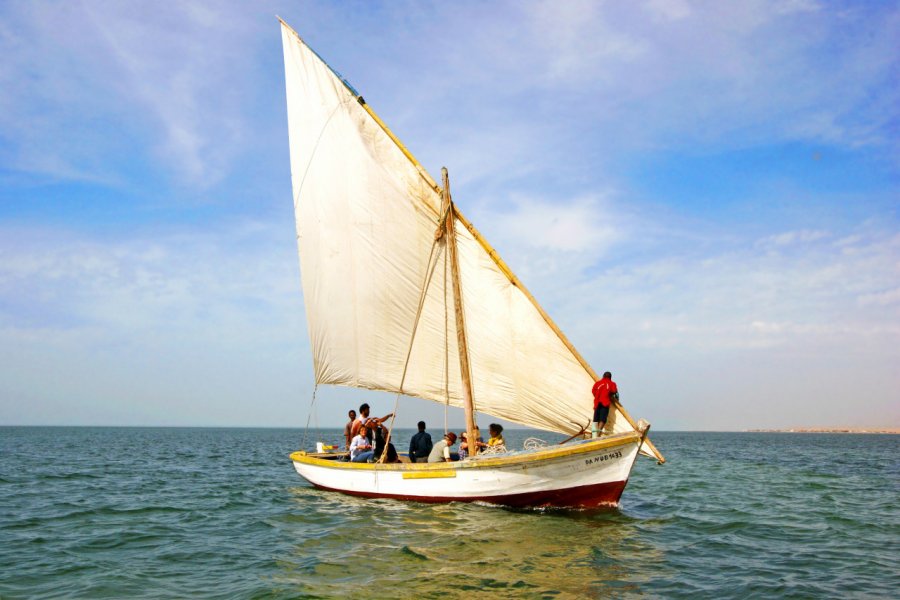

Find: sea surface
1;427;897;599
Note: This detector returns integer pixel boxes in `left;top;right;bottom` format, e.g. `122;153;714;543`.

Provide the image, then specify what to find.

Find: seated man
427;432;457;463
408;421;433;463
372;423;399;463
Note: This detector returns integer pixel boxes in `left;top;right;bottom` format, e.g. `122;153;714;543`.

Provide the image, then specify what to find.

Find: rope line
301;383;319;450
443;233;450;435
380;233;444;462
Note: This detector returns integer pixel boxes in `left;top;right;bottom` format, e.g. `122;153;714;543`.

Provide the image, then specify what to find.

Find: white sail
281;23;662;461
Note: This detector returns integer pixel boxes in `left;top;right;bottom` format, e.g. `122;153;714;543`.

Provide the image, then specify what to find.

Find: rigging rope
380;227;445;462
523;437;549;451
443;235;450;435
301;383;319;450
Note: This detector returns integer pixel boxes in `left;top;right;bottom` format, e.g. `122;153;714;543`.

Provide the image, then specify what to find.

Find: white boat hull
290;432;642;509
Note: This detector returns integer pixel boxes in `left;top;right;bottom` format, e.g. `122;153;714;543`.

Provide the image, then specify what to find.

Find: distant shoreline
746;428;900;434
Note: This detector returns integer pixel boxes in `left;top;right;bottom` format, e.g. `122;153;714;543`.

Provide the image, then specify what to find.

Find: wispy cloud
0;2;265;188
756;229;830;248
372;0;900;187
0;1;896;428
476;194;900;355
0;218;309;425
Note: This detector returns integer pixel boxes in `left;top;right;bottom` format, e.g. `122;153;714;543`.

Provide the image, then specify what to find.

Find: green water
1;428;897;598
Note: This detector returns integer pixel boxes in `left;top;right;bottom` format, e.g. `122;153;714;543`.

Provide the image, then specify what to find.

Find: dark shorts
593;404;610;423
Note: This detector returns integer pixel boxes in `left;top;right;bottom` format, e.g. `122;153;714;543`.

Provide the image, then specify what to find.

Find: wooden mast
441;167;478;457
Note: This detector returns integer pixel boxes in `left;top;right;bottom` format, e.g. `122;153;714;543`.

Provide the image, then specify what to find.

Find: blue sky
1;1;897;430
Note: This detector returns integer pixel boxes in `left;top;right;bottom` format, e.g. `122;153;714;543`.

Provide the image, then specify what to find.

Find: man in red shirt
591;371;618;438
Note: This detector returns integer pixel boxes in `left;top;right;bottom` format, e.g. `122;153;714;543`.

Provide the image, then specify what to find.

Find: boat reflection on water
280;483;666;597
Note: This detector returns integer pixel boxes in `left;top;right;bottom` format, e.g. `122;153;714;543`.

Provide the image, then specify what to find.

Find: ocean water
1;428;897;599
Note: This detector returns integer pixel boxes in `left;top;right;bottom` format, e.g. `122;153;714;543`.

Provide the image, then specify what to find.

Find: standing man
408;421;433;463
343;409;357;450
591;371;618;438
350;403;393;438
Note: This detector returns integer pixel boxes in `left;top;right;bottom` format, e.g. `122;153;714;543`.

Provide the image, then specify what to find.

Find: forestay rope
301;383;319;451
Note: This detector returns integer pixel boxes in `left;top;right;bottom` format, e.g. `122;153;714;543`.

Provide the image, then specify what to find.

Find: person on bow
591;371;618;438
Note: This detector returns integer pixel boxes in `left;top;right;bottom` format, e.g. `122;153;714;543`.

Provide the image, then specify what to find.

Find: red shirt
592;378;618;409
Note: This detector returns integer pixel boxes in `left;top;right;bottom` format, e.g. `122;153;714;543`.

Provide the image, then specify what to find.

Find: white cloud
491;193;620;254
1;1;897;429
644;0;692;22
858;287;900;307
756;229;829;248
0;219;310;424
476;195;900;360
0;2;264;187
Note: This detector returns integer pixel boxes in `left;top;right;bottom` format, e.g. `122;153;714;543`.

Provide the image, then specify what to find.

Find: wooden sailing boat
280;20;664;509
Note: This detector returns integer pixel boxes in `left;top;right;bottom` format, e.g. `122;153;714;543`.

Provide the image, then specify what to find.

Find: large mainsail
281;22;663;462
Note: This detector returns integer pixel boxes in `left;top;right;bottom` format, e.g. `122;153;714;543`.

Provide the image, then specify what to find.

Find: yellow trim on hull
290;431;640;471
402;470;456;479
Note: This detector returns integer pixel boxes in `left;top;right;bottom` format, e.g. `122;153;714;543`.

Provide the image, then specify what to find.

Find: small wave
399;545;429;561
41;472;103;480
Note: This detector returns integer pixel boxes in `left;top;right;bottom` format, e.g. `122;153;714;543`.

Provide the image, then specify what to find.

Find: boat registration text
585;450;623;466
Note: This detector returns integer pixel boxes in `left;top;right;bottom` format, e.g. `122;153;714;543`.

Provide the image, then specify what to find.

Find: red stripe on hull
310;479;628;510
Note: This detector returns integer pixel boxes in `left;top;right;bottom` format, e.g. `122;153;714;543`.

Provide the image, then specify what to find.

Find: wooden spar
442;167;478;457
453;208;666;463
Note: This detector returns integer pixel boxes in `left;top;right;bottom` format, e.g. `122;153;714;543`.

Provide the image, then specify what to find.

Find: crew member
591;371;618;438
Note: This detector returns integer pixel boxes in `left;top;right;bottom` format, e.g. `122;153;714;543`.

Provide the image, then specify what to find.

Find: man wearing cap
427;432;457;463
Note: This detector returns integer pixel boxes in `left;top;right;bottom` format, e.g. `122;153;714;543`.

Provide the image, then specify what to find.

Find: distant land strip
747;428;900;434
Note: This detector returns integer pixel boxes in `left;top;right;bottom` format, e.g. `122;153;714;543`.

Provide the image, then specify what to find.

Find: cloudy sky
1;0;897;431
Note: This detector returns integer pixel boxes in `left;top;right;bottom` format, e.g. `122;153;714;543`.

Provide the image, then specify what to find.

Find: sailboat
280;19;665;509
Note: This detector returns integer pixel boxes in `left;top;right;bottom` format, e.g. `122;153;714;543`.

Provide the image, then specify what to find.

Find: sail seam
290;99;354;214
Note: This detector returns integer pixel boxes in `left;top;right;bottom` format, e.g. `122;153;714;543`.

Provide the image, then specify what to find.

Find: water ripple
0;427;897;598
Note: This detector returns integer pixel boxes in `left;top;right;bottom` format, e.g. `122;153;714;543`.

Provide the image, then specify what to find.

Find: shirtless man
343;409;357;449
350;403;393;438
